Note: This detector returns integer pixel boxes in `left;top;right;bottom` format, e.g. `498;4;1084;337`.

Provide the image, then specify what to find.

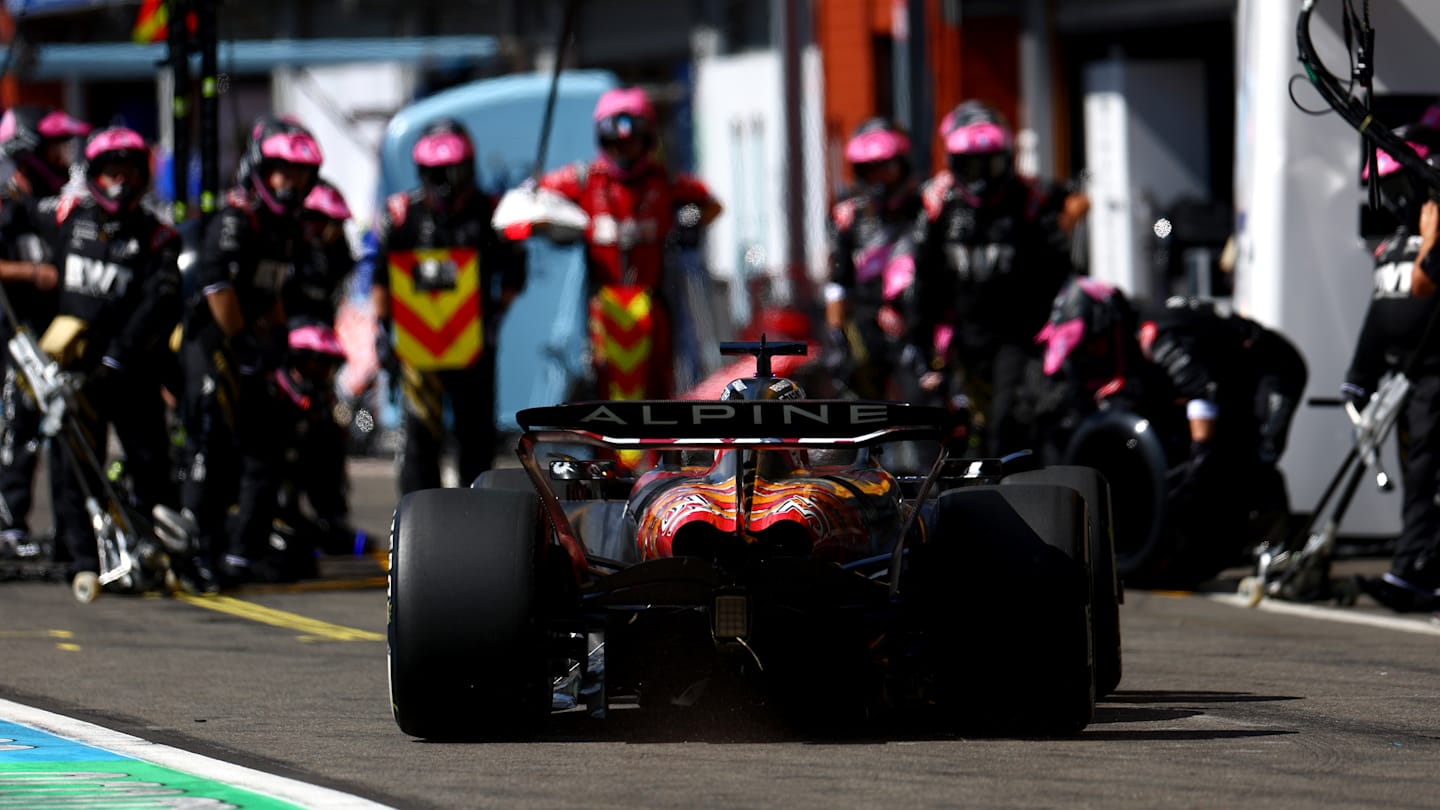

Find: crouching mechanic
180;116;323;588
37;127;182;585
372;119;525;495
278;180;356;555
1142;298;1307;472
289;178;354;325
1139;297;1306;567
261;318;354;575
1032;276;1184;463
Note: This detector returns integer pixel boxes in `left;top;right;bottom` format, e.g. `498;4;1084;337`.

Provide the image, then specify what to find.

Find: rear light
711;594;749;640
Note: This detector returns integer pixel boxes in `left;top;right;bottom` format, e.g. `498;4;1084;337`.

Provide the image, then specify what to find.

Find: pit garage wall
1233;0;1440;537
695;48;828;327
1083;58;1211;301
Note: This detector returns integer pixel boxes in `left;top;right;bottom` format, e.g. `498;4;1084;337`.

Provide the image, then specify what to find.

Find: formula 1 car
388;340;1121;739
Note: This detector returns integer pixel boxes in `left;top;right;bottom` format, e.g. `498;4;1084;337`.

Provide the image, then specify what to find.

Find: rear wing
516;397;962;591
515;399;961;448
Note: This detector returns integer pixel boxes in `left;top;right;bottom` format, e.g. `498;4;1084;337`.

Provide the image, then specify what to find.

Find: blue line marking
0;720;125;763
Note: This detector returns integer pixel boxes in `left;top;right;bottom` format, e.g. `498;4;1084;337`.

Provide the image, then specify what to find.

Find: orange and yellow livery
632;458;904;563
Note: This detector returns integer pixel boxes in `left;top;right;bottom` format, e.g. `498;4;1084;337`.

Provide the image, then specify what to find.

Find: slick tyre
1004;466;1122;698
1062;409;1171;585
915;484;1095;734
471;468;536;492
389;488;551;740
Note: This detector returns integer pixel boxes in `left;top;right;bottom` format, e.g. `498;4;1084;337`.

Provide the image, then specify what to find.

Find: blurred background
2;0;1438;540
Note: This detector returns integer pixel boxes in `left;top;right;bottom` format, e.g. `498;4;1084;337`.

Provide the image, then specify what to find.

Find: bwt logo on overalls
946;243;1016;283
63;255;132;298
1373;261;1413;297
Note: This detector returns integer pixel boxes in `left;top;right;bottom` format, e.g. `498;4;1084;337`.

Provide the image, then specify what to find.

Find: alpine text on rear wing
516;399;961;447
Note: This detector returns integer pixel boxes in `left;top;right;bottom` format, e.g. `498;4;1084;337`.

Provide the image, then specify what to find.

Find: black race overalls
826;189;924;400
1145;303;1304;531
180;191;302;574
1145;305;1266;464
280;230;355;545
1346;231;1440;589
41;194;180;574
914;173;1073;455
374;189;526;495
0;183;57;549
286;230;352;325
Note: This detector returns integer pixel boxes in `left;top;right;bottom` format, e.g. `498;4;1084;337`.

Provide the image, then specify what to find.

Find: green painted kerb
0;761;305;809
1;719;304;809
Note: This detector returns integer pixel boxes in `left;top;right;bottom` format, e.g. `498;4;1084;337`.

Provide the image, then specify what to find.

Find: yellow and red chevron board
388;248;482;370
589;284;654;401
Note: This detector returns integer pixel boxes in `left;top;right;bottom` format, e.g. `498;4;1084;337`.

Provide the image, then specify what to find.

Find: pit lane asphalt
3;458;1439;809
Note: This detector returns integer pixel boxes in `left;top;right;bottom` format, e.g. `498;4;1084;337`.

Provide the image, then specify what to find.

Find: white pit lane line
1203;593;1440;637
0;698;393;809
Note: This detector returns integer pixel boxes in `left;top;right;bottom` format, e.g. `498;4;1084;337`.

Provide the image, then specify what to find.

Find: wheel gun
1346;372;1409;492
5;318;73;439
0;284;139;589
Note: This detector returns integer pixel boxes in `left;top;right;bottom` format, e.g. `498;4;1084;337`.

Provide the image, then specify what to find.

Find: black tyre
471;467;536;492
1063;409;1172;584
389;488;552;740
913;484;1095;734
1004;466;1122;697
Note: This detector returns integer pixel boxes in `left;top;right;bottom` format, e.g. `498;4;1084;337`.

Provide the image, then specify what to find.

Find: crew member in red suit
539;86;722;400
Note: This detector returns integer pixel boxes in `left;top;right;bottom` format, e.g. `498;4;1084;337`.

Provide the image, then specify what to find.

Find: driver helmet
83;126;150;215
594;87;657;179
719;375;806;403
412;118;476;214
845;117;913;213
236;115;323;217
939;100;1015;203
719;376;808;477
0;105;92;196
1035;276;1136;390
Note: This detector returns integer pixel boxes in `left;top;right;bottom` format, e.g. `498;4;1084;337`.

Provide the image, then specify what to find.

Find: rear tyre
1004;465;1122;697
471;467;537;492
389;488;553;740
1063;410;1172;585
913;483;1095;734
